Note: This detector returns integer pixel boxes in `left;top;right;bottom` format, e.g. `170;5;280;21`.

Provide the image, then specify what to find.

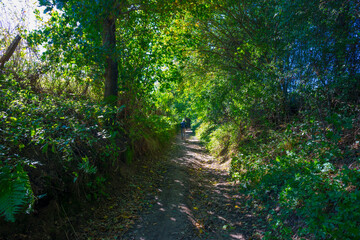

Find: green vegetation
185;0;360;238
1;0;359;238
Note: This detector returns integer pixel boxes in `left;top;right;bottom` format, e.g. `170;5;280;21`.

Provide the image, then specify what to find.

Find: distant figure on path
185;117;191;130
180;119;186;140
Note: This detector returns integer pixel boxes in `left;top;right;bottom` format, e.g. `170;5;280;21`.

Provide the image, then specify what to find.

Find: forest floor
74;130;268;240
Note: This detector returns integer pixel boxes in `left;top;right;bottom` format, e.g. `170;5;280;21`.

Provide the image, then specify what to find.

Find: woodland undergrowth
197;108;360;239
0;73;176;229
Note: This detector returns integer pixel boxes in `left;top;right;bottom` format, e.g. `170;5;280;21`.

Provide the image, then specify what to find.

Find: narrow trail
122;131;194;240
75;130;267;239
122;130;266;240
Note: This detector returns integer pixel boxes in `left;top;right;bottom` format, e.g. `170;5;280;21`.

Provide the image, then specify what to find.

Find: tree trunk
102;15;118;104
0;35;21;69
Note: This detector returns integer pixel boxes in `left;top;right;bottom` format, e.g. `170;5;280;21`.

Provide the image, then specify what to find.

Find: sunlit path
122;131;266;239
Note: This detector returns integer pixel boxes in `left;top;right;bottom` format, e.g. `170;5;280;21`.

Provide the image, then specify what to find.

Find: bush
207;123;241;158
230;119;360;239
0;75;126;221
195;122;217;145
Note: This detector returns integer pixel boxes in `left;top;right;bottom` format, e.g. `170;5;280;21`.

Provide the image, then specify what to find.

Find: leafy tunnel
0;0;359;239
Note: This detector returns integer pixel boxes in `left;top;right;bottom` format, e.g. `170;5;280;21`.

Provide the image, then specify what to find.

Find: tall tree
36;0;125;103
102;1;119;104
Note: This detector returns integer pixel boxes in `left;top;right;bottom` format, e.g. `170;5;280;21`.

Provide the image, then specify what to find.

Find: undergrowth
197;111;360;239
0;74;176;223
196;122;241;160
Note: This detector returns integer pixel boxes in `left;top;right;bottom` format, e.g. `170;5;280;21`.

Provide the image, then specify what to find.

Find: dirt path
122;130;267;240
122;132;195;240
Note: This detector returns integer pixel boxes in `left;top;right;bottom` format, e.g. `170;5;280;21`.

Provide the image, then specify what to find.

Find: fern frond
0;164;34;222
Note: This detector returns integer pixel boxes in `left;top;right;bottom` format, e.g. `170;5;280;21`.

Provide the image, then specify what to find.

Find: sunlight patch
229;233;245;240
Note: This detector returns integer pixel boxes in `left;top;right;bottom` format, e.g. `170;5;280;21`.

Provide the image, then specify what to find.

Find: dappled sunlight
122;132;267;239
123;134;199;239
174;179;184;186
230;233;246;240
183;134;268;239
185;138;201;144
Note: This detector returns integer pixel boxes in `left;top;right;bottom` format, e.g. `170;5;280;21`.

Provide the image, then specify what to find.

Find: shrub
195;122;217;145
230;120;360;239
207;123;241;158
0;75;125;220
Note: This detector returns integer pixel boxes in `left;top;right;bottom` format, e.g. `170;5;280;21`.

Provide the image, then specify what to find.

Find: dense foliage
185;0;360;238
1;0;359;238
0;0;180;223
0;72;175;221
